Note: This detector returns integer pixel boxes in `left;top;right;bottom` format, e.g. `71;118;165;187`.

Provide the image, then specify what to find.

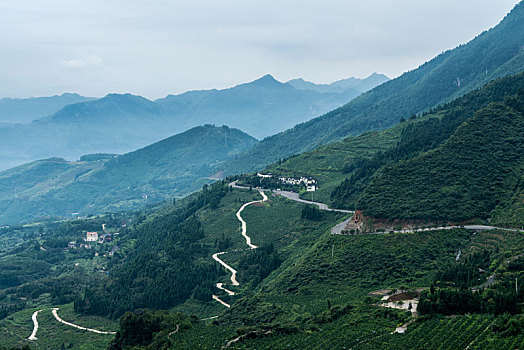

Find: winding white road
236;191;268;249
211;189;268;308
209;184;352;312
28;309;42;340
51;308;116;335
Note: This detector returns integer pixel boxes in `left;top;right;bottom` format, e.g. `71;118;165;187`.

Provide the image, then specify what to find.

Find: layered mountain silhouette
0;93;95;124
0;75;381;171
287;72;389;94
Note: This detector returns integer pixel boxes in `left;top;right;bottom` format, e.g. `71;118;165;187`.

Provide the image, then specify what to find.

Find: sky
0;0;520;99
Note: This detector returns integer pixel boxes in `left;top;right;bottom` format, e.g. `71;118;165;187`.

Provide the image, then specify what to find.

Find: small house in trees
86;232;98;242
306;185;317;192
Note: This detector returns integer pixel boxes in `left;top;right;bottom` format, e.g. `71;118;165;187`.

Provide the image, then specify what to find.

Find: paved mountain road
211;189;268;308
51;308;116;335
27;310;42;340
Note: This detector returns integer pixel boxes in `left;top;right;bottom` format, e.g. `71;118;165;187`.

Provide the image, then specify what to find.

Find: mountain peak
100;93;154;104
250;74;281;86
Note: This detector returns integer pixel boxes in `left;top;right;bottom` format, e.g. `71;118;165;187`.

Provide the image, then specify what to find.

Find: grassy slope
169;219;524;349
265;127;400;204
167;186;523;349
174;189;347;319
2;186;521;349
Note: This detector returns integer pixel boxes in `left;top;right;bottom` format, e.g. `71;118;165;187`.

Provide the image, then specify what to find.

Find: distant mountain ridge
221;2;524;174
0;74;379;171
0;93;95;124
287;72;390;94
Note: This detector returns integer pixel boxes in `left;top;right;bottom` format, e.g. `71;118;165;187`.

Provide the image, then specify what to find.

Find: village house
68;241;78;249
306;184;317;192
257;172;273;178
99;233;112;243
79;243;92;249
85;231;98;242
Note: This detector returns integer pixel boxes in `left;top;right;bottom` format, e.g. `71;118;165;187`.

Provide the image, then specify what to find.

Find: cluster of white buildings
255;173;318;192
279;176;318;192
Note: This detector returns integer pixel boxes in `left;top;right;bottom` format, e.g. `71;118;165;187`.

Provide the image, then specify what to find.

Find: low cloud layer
61;54;103;69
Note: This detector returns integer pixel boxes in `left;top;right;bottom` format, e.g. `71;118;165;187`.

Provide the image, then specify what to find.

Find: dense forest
331;72;524;210
357;93;523;221
419;253;524;316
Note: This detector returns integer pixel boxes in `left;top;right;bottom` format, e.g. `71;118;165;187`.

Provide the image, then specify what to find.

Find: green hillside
357;94;524;221
0;125;257;225
0;169;522;349
96;187;524;349
329;72;524;210
491;171;524;227
264;127;401;204
258;73;524;212
222;2;524;174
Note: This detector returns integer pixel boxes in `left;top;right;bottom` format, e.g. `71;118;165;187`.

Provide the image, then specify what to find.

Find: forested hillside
222;2;524;174
357;92;524;221
0;125;257;225
75;184;230;319
107;192;523;349
330;72;524;210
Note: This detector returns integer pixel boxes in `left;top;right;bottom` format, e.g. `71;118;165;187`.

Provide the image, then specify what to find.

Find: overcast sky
0;0;520;99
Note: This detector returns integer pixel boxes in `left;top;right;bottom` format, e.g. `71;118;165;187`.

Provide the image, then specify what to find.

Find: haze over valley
0;2;522;349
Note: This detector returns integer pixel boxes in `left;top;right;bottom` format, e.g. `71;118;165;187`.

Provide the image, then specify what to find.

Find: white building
306;185;317;192
257;173;273;178
86;231;98;242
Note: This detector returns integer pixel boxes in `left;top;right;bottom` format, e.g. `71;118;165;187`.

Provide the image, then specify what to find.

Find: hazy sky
0;0;520;99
